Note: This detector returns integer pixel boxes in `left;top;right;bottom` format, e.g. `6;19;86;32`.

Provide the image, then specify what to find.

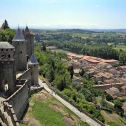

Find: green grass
108;43;114;45
107;122;119;126
50;49;71;54
101;110;126;126
21;90;89;126
20;124;28;126
114;45;126;50
32;99;65;126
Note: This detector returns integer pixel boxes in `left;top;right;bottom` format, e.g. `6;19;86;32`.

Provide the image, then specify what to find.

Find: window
20;51;22;54
8;54;10;58
11;49;13;51
1;49;3;51
6;49;8;51
34;65;35;67
22;42;23;44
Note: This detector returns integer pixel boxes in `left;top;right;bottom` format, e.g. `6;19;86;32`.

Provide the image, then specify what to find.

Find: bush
106;94;113;101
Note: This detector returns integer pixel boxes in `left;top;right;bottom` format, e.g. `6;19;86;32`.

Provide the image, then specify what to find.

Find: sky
0;0;126;29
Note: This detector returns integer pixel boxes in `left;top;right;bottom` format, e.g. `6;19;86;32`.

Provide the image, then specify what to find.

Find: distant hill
90;29;126;33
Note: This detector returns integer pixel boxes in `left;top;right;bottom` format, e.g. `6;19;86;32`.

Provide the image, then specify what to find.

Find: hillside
20;90;89;126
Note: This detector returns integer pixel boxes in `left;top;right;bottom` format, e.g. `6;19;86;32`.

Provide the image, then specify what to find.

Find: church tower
23;26;34;59
12;27;27;71
28;54;39;85
0;42;16;95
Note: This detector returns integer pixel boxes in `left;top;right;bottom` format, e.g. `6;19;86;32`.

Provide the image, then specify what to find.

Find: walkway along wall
44;78;105;126
17;68;31;81
6;80;29;121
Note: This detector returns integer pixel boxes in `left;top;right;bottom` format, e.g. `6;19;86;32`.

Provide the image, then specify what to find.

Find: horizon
0;0;126;29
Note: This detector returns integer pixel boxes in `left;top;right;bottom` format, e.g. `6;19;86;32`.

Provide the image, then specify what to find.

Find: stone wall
17;68;31;81
93;83;124;91
6;80;29;120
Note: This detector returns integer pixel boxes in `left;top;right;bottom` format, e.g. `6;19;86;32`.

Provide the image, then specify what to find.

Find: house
105;87;120;98
72;75;83;84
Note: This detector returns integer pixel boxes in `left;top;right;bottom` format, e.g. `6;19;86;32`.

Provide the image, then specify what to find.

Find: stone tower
12;27;27;71
23;26;34;59
0;42;16;95
28;54;39;85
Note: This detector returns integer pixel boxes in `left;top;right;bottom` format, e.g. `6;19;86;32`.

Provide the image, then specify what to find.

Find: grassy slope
20;90;89;126
114;45;126;50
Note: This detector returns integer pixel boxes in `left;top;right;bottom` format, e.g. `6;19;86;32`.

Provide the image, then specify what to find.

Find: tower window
8;54;10;58
20;51;22;54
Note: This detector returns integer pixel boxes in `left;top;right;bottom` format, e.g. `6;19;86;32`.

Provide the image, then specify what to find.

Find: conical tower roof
24;26;30;34
12;27;25;42
28;54;39;65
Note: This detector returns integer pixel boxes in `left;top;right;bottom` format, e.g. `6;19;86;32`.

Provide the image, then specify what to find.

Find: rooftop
0;42;14;49
28;54;39;65
12;27;25;42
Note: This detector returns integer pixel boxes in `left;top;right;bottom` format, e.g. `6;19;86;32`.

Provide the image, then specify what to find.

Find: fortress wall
17;68;32;81
6;80;29;120
93;83;124;91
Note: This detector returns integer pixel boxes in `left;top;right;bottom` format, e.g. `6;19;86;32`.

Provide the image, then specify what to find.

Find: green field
114;45;126;50
20;90;89;126
107;122;119;126
50;49;71;54
101;110;126;126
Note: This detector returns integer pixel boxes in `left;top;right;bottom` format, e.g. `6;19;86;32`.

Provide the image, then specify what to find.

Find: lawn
114;45;126;50
107;122;119;126
50;49;71;54
20;90;89;126
101;110;126;126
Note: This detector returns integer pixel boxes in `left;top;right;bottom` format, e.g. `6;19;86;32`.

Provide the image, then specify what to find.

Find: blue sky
0;0;126;29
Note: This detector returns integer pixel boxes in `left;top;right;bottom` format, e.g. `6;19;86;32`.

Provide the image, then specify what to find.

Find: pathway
38;79;102;126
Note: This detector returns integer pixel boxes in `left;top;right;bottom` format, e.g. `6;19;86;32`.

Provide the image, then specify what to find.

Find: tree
106;94;113;101
68;66;74;79
114;98;123;109
4;20;9;29
79;68;85;77
119;51;126;65
0;29;16;42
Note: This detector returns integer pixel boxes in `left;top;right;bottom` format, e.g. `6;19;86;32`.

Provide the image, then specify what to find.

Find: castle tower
12;27;27;71
23;26;34;60
0;42;16;95
28;54;39;85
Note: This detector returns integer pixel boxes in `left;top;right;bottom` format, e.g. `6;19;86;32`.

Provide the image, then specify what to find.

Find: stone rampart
6;80;29;121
